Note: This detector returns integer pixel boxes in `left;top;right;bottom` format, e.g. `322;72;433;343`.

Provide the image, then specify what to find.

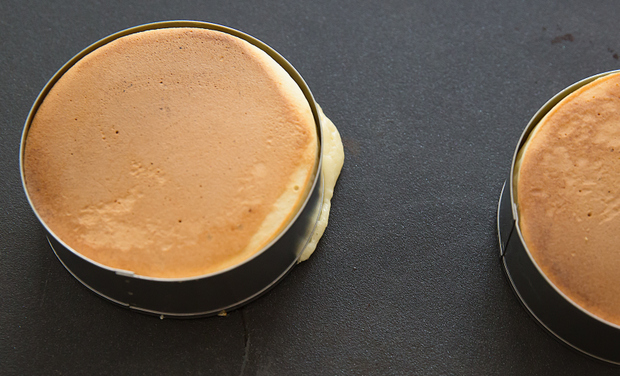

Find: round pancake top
516;72;620;325
23;27;318;278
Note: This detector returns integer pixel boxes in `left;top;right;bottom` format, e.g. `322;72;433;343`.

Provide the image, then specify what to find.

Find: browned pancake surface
518;72;620;325
24;28;317;278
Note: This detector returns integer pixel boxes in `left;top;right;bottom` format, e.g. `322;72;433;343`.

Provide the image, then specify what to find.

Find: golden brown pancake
515;72;620;325
23;27;319;278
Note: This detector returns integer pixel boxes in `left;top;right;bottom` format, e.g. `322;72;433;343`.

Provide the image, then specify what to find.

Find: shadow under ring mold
20;21;326;318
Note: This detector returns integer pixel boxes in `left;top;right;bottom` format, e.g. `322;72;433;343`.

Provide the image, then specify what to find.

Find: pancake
515;72;620;325
23;27;320;278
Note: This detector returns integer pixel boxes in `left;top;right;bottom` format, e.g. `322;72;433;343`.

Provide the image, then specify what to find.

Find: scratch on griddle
239;308;251;376
39;266;51;309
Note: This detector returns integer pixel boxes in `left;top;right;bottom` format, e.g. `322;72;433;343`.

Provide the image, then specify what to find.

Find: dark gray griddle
2;1;620;375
